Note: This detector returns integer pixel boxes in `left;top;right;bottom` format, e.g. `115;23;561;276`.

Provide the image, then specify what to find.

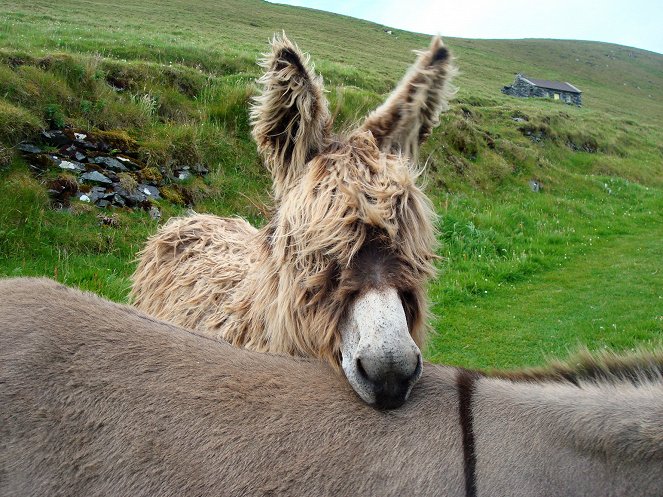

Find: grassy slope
0;0;661;368
430;218;663;369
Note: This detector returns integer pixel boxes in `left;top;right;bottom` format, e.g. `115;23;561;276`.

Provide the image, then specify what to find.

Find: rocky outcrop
18;128;208;211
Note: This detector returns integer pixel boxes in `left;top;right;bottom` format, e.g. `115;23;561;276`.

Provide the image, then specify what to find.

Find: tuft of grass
0;99;42;143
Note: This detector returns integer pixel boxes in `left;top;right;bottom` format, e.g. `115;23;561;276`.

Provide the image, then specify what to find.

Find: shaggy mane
216;130;438;367
491;347;663;387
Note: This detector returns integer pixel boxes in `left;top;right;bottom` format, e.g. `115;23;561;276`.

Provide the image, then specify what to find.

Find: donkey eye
399;290;417;330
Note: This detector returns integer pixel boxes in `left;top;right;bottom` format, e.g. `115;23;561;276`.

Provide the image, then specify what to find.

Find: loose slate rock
61;145;88;162
17;143;42;154
529;180;542;193
75;138;98;150
112;194;126;207
192;163;209;175
88;186;109;203
149;206;161;220
116;156;140;170
41;130;70;147
176;170;192;181
138;183;161;199
81;171;113;185
112;183;148;207
58;160;85;172
19;128;207;213
92;156;128;172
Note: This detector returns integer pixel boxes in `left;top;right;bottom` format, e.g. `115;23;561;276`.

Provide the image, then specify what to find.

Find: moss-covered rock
88;129;139;154
117;172;138;192
159;185;187;205
139;166;163;184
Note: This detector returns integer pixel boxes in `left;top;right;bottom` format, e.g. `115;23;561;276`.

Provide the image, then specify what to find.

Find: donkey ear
251;34;331;195
361;36;457;159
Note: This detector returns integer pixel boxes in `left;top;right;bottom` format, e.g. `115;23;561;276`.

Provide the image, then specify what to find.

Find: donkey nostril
356;357;369;381
412;353;423;379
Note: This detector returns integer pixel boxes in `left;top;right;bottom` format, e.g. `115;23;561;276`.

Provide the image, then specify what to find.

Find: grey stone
17;143;42;154
192;163;209;175
92;156;129;172
113;183;147;207
112;194;126;207
529;180;542;193
115;156;140;170
81;171;113;185
111;183;129;197
96;199;110;208
75;139;98;150
58;160;85;172
41;130;70;147
62;146;88;163
176;170;192;181
138;184;161;199
149;206;161;220
88;186;109;203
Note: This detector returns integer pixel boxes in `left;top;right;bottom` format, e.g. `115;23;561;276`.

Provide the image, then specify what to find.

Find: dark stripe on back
457;369;481;497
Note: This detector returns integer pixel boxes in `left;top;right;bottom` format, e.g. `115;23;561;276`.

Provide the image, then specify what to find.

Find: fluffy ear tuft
361;36;457;160
251;34;331;198
431;44;449;63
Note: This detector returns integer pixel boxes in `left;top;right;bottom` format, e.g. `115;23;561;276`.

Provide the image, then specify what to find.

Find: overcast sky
269;0;663;54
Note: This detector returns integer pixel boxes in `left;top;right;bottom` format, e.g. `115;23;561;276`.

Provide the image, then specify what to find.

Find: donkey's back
2;278;662;497
0;278;462;497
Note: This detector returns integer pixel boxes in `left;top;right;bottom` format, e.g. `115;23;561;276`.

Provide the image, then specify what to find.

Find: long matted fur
132;34;456;367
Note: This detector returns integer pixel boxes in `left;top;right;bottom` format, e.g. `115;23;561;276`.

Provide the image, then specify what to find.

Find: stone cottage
502;74;582;106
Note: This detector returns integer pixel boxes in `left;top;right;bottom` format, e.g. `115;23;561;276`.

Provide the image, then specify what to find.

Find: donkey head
251;34;455;409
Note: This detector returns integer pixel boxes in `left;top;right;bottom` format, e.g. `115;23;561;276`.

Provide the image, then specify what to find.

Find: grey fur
1;278;662;496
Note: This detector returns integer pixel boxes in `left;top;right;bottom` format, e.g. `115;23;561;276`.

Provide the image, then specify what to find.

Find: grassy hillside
1;0;661;369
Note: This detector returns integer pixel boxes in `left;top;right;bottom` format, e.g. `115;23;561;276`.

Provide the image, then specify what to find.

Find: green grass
428;186;663;369
0;0;661;369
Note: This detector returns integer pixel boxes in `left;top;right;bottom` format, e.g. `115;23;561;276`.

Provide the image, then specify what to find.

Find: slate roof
520;76;582;94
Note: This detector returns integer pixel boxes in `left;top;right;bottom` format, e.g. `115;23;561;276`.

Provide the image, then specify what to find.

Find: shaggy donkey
2;278;662;497
131;35;456;408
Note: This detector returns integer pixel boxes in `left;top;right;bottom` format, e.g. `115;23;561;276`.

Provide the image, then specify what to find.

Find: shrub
44;103;66;128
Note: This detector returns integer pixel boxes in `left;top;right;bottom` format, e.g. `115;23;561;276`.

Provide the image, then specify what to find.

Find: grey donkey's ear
361;36;457;159
251;34;331;197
